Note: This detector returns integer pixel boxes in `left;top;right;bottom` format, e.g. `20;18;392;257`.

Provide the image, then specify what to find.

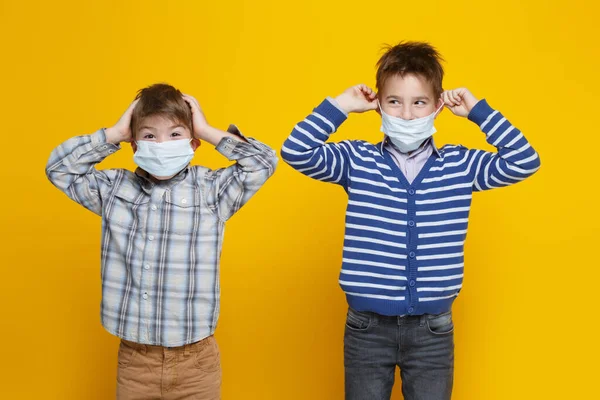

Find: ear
130;141;138;153
434;98;445;119
375;95;382;116
191;138;201;151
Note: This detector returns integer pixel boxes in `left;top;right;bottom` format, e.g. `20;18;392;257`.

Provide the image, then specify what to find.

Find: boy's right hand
105;99;139;144
334;84;378;114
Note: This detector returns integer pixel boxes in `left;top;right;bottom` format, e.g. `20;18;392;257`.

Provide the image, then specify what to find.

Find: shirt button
144;264;150;270
409;280;416;287
227;138;233;143
151;204;157;210
408;188;416;196
143;293;148;300
408;220;415;227
408;307;414;314
148;235;154;241
181;198;187;204
409;251;416;258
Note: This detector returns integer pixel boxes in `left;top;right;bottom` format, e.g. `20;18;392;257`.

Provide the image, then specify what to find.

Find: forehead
137;114;188;131
381;73;435;98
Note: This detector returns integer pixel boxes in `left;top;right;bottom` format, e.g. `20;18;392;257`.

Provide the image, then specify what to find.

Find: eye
415;100;426;106
389;99;400;105
142;133;155;139
171;131;182;137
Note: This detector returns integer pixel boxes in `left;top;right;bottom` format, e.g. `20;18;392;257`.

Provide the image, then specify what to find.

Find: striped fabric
46;127;278;346
281;99;540;316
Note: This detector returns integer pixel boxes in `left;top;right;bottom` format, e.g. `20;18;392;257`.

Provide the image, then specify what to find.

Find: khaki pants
116;335;221;399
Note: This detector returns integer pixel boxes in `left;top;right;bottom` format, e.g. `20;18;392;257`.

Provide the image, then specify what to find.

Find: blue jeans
344;307;454;400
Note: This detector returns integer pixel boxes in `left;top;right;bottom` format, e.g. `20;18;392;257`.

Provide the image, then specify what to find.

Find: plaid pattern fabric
46;126;277;346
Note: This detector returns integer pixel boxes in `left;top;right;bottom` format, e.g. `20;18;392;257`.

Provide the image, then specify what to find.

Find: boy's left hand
442;88;479;118
183;94;210;140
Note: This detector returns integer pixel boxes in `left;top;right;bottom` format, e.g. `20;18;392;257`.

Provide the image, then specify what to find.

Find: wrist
334;94;353;114
104;127;123;144
194;123;211;140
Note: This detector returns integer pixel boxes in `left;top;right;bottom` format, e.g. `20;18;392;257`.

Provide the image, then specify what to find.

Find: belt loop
140;344;147;355
183;343;191;356
419;314;427;327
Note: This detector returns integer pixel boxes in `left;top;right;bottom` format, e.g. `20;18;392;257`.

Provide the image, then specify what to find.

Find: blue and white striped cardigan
281;98;541;316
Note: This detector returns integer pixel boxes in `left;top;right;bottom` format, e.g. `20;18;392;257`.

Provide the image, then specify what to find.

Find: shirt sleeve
45;129;119;215
466;100;541;191
202;125;278;222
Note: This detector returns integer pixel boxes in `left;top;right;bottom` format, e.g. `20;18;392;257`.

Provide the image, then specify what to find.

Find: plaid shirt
46;126;278;346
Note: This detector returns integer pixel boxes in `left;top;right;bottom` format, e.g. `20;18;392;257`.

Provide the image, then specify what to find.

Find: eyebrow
138;124;185;131
385;95;431;101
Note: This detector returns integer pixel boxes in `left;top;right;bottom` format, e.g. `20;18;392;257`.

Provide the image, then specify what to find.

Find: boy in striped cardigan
281;42;540;400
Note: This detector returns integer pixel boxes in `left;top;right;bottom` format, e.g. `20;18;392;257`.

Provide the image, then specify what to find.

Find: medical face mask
133;139;194;178
380;102;444;153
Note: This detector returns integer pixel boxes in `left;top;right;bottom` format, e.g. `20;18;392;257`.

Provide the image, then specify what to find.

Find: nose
400;107;414;120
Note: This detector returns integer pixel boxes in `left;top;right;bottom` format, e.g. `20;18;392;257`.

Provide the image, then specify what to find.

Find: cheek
382;105;401;118
415;106;436;118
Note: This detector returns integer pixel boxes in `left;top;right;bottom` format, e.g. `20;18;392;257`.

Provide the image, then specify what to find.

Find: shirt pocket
104;188;149;230
164;188;202;235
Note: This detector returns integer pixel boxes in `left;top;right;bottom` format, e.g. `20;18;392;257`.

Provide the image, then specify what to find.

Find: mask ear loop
433;98;445;117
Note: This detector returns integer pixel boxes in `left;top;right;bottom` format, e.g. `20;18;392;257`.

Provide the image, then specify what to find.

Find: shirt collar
134;166;190;194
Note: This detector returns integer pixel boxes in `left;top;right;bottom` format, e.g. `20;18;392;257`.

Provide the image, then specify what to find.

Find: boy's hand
335;84;378;114
105;99;139;144
183;94;210;140
442;88;479;118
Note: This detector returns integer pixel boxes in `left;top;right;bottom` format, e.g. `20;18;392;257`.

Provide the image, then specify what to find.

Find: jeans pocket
345;308;372;332
118;340;139;369
426;311;454;335
193;337;221;372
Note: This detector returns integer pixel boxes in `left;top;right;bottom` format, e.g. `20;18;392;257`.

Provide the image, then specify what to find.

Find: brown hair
131;83;193;134
376;41;444;99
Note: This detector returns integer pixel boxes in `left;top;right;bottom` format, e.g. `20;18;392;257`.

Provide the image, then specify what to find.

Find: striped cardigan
281;98;540;316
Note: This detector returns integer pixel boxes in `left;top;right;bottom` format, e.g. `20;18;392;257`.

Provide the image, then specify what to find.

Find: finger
367;88;377;100
183;94;199;106
182;95;199;111
124;99;140;115
442;91;452;106
451;91;462;105
449;91;457;105
450;91;460;106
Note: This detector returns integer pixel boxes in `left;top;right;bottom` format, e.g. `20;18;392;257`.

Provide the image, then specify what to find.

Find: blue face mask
133;139;194;178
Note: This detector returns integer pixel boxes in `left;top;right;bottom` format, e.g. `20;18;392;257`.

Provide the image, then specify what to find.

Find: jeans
344;307;454;400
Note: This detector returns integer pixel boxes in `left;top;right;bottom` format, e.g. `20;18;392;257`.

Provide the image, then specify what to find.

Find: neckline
381;147;439;190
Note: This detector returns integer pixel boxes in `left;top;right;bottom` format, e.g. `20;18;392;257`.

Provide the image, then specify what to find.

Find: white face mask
133;139;194;178
380;102;444;153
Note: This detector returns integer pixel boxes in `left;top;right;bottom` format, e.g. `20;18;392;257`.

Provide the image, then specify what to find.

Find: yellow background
0;0;597;398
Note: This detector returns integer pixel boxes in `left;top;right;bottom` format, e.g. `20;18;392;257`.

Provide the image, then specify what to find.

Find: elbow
45;163;56;184
268;152;279;176
530;152;542;175
279;140;295;164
